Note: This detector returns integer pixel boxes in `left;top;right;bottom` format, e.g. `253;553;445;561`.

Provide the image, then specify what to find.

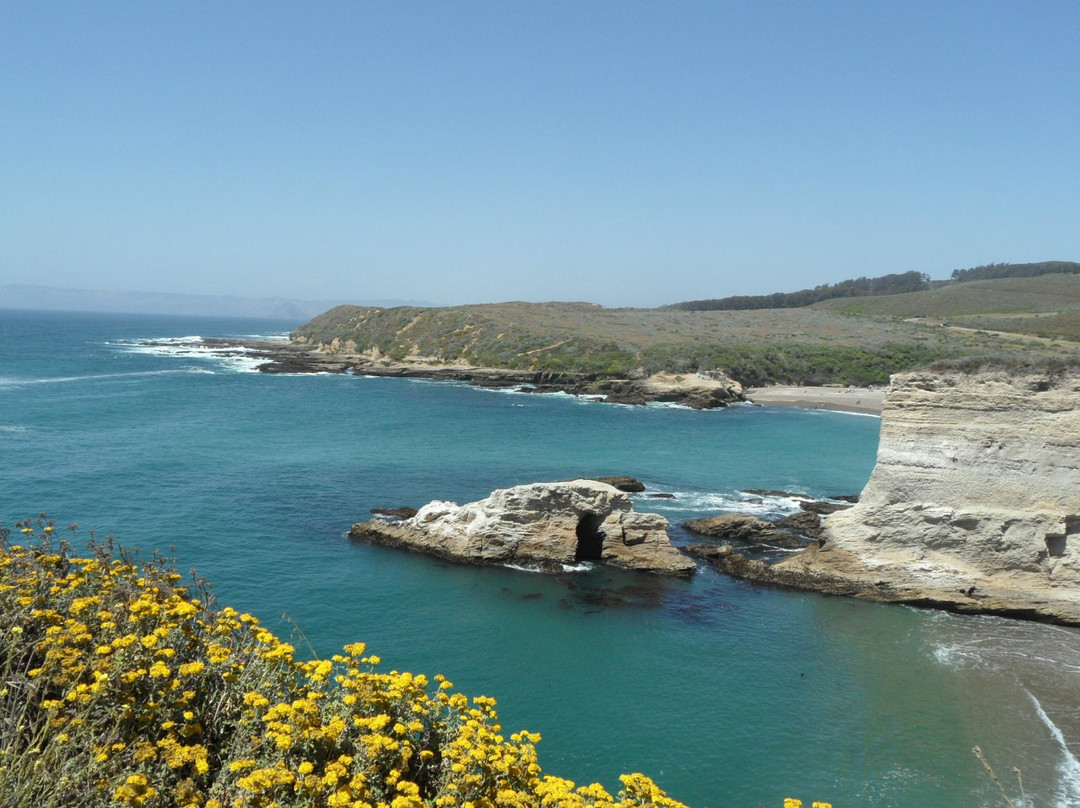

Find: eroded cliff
748;367;1080;624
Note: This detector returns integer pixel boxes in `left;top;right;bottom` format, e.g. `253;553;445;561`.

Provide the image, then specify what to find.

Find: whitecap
645;401;695;410
559;561;595;573
113;338;273;374
500;561;594;574
479;384;538;395
500;563;548;574
632;489;813;517
109;335;204;346
230;333;289;341
0;368;214;387
225;357;272;374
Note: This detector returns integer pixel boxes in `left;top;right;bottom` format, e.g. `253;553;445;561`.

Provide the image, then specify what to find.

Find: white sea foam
232;333;289;341
1027;689;1080;808
834;409;882;420
500;561;594;574
559;561;595;573
114;338;272;373
480;384;537;395
501;563;545;574
109;335;204;345
632;489;811;517
928;613;1080;674
0;368;213;387
0;425;28;433
644;401;694;410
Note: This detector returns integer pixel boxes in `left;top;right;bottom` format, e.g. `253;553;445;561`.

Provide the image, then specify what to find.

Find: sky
2;1;1078;309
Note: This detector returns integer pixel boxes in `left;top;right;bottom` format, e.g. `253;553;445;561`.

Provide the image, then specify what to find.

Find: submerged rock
798;500;853;515
370;506;419;519
350;480;697;577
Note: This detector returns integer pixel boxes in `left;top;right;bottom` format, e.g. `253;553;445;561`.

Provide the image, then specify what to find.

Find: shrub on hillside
0;518;689;808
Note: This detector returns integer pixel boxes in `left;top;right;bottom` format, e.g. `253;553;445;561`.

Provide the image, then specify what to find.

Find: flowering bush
0;518;694;808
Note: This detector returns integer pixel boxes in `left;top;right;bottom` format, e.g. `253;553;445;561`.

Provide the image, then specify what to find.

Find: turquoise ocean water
1;309;1078;808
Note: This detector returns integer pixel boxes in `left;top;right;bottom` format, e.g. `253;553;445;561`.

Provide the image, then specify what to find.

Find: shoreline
154;338;889;414
744;385;885;415
171;338;746;409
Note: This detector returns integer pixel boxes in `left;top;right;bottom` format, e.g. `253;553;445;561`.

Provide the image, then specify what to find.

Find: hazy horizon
3;2;1078;307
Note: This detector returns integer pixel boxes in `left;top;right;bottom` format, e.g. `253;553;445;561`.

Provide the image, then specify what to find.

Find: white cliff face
350;480;696;576
789;368;1080;623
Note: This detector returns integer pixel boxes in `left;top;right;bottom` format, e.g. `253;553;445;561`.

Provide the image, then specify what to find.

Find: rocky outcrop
683;511;822;551
145;339;743;409
349;481;697;577
732;368;1080;625
370;507;418;519
585;476;646;493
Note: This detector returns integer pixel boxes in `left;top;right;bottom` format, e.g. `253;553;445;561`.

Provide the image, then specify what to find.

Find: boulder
585;475;647;493
776;510;823;538
683;513;813;551
350;480;696;577
370;506;419;519
684;514;774;541
799;500;853;515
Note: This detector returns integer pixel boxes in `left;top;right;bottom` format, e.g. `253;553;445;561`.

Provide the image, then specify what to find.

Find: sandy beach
744;385;885;415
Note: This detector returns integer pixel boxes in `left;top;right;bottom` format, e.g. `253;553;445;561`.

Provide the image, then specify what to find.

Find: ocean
1;308;1077;808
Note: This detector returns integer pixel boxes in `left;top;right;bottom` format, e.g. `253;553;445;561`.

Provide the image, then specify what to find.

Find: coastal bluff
350;480;697;576
727;367;1080;624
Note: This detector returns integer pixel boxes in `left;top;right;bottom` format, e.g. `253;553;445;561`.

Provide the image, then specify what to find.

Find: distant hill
0;285;428;321
664;262;1080;312
949;260;1080;283
290;298;1080;387
664;270;930;311
293;262;1080;386
813;273;1080;342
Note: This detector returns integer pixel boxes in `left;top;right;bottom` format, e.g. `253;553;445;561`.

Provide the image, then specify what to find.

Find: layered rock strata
350;480;697;577
720;368;1080;625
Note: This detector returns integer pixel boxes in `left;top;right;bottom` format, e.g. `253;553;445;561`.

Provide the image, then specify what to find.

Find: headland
162;337;745;409
707;365;1080;625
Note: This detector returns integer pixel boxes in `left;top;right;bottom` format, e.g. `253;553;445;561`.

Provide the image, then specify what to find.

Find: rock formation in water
717;367;1080;624
683;511;822;550
350;480;697;577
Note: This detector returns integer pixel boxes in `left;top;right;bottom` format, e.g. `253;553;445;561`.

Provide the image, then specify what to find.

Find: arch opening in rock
575;512;606;561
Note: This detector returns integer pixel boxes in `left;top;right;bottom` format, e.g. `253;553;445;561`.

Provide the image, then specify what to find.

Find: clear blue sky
3;1;1078;307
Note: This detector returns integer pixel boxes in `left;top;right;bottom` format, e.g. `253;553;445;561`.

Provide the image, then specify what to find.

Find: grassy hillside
290;298;1080;387
664;270;928;311
812;274;1080;341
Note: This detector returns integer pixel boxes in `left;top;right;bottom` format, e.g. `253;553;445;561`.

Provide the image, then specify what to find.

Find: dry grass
291;281;1080;386
812;274;1080;322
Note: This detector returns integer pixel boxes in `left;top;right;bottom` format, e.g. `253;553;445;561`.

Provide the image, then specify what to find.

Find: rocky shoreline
691;543;1080;624
165;338;745;409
